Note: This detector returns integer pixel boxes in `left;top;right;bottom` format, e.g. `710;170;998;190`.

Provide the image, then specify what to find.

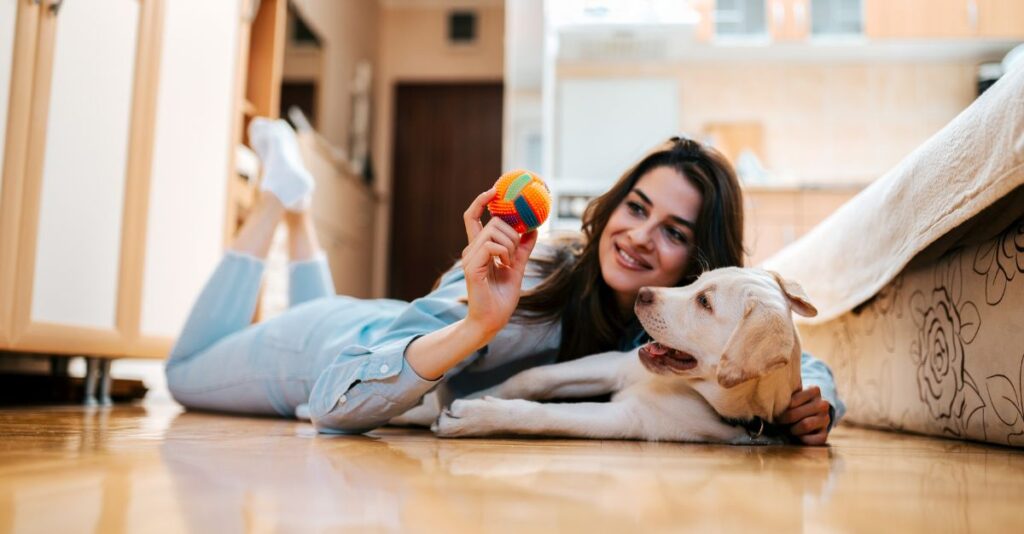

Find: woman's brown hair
515;136;745;362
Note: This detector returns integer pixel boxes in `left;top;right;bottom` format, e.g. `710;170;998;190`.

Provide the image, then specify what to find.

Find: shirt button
379;364;390;374
338;394;347;404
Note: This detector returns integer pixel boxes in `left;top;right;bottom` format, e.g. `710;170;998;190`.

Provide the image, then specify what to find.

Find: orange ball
486;170;551;233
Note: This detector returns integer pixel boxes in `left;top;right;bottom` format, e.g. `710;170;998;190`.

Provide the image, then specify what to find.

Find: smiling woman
164;131;842;445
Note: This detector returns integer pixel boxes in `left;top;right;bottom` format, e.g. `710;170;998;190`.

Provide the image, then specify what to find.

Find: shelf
242;99;258;116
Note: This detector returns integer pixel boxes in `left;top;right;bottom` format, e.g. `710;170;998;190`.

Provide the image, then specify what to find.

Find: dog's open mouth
638;341;698;374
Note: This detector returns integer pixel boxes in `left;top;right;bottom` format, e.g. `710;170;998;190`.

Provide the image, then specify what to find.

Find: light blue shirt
308;245;846;434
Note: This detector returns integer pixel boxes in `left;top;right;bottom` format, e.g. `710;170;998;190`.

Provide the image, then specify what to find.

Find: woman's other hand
778;385;832;446
461;187;538;336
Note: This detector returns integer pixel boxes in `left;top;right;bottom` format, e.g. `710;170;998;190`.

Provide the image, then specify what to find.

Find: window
810;0;863;36
715;0;768;38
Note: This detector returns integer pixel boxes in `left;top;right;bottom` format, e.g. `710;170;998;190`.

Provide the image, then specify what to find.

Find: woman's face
598;165;703;315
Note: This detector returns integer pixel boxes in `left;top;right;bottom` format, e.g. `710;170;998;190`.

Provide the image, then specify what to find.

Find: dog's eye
697;293;713;312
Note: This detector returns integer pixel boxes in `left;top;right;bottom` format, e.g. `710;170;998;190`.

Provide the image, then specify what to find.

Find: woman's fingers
486;222;518;257
788;385;821;409
464;187;497;242
463;220;518;267
777;398;830;425
514;230;538;266
480;242;511;270
799;428;830;446
791;413;830;436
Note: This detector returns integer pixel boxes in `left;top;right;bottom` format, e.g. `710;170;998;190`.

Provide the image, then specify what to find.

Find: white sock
248;118;315;211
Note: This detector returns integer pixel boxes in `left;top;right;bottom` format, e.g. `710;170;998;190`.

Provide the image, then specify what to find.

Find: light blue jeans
165;251;339;417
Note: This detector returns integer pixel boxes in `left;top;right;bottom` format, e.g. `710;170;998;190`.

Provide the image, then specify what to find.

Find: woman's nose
628;224;655;248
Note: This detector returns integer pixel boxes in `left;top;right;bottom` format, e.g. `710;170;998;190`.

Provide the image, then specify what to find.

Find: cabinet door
770;0;811;41
11;0;162;356
864;0;972;38
18;0;141;333
138;0;243;341
0;0;23;344
0;0;15;202
976;0;1024;38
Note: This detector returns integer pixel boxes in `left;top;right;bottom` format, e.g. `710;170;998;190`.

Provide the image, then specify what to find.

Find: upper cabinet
865;0;1024;39
705;0;1024;42
710;0;865;42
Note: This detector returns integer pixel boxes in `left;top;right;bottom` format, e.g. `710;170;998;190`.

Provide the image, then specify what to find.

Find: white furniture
0;0;265;379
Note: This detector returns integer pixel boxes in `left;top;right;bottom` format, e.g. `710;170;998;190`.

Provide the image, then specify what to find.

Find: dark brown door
389;83;503;301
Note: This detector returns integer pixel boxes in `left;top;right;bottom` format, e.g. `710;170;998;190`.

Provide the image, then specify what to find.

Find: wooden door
388;83;503;302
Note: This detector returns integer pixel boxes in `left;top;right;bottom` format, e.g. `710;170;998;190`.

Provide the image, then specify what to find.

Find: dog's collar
719;415;788;440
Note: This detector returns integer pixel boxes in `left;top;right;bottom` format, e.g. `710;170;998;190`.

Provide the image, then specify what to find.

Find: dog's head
634;267;817;420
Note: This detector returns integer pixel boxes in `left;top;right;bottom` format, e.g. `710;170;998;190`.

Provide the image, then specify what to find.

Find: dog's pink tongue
645;342;669;356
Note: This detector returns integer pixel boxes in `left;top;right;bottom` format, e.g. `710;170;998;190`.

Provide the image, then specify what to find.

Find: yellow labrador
431;267;818;444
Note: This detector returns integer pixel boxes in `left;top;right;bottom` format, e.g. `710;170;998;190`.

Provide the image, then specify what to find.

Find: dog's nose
637;287;655;305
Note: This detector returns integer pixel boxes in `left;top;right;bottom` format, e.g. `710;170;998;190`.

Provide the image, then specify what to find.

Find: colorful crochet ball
487;170;551;233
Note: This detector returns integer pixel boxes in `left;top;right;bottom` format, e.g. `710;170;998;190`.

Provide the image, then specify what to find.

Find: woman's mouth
638;341;698;373
614;243;652;271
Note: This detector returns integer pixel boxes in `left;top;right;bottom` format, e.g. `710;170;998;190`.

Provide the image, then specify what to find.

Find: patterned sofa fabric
800;216;1024;446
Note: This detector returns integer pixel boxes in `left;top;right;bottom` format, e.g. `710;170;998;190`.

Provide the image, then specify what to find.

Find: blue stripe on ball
514;196;539;229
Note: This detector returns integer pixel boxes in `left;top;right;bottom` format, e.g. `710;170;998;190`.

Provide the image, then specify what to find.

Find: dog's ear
716;299;794;389
766;270;817;318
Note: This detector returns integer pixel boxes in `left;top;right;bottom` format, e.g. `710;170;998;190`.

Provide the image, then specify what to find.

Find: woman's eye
665;227;687;244
626;201;645;216
697;293;712;311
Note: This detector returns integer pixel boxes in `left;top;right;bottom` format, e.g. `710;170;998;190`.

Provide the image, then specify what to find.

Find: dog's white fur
393;267;817;444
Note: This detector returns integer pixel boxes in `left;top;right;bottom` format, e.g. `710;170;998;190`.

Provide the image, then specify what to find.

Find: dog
427;267;818;444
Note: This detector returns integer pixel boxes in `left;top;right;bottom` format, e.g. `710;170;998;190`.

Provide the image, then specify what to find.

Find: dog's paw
730;433;787;446
431;398;514;438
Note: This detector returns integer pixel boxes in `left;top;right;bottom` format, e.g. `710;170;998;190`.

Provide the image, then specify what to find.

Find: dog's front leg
433;398;642;439
473;350;637;401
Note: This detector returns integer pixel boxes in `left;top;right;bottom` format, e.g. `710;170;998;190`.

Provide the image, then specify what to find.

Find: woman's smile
614;242;652;270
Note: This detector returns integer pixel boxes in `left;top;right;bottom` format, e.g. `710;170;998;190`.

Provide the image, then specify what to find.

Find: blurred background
0;0;1021;401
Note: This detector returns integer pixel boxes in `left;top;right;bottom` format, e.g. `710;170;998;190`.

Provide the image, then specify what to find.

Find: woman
166;120;843;445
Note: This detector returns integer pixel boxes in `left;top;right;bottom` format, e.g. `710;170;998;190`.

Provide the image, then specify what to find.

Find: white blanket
764;63;1024;324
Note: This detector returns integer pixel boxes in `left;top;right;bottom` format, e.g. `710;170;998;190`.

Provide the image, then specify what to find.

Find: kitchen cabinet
865;0;1024;39
711;0;865;42
0;0;283;362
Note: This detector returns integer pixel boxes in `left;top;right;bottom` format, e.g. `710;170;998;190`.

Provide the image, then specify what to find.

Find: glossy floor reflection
1;404;1022;533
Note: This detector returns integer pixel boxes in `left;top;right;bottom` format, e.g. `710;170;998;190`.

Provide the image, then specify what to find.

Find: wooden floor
1;403;1023;533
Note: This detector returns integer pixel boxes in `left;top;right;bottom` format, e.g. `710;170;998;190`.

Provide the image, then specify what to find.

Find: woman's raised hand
461;187;538;336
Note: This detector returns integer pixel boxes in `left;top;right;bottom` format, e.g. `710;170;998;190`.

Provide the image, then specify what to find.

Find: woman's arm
778;352;847;445
309;188;539;434
407;187;538;379
404;319;492;380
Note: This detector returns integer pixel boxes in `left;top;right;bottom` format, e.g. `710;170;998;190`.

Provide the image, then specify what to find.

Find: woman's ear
766;270;818;318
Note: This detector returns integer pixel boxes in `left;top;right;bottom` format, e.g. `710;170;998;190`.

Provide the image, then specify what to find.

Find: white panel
31;0;140;328
140;0;240;337
556;78;680;187
0;0;19;203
